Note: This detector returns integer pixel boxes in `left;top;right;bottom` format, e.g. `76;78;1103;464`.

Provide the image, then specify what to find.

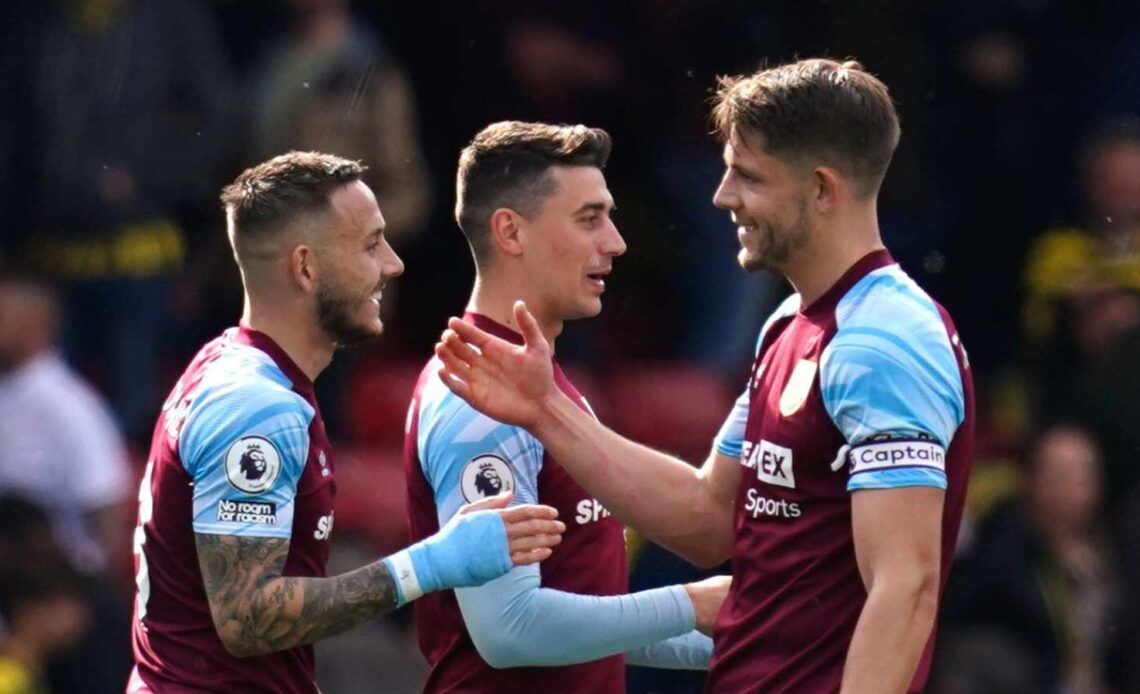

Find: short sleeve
179;381;314;538
417;373;544;522
821;272;964;492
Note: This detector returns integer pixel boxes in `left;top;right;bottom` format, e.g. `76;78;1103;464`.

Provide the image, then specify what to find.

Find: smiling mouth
585;270;610;290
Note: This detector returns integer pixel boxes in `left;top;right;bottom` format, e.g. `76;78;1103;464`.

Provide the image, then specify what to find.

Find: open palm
435;301;556;430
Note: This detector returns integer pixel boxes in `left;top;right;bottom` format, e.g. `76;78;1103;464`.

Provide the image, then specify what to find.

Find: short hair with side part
455;121;612;261
220;151;366;263
712;58;901;197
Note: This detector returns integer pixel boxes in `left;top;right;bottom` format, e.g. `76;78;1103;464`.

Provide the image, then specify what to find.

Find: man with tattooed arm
126;152;563;693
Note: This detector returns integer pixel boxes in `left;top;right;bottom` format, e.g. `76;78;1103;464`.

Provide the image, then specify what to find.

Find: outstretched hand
435;301;556;431
457;491;564;566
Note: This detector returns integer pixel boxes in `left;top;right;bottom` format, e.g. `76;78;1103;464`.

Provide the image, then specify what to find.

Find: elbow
872;564;941;626
471;631;529;669
213;618;267;658
685;546;731;570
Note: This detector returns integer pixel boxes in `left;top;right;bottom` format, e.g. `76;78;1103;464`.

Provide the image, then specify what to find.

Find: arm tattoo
195;533;399;657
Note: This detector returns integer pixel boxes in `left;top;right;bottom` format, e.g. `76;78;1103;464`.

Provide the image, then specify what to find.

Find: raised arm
436;301;738;567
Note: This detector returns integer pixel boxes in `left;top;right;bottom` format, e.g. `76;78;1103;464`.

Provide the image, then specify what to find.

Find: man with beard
405;122;726;694
434;60;975;693
127;152;565;694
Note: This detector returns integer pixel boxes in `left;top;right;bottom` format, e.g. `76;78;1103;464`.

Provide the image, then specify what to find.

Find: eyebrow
574;201;616;215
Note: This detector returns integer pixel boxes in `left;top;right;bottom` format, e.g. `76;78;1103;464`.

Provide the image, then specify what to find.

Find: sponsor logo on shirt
460;454;515;502
741;439;796;489
224;435;283;495
314;512;335;541
217;499;277;524
575;498;612;525
744;488;801;519
849;440;946;475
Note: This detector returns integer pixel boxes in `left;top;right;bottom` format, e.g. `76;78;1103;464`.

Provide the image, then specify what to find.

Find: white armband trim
385;549;424;606
849;439;946;476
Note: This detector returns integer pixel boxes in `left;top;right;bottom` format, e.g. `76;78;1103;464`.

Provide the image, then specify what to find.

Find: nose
712;170;737;211
602;218;627;257
382;241;405;278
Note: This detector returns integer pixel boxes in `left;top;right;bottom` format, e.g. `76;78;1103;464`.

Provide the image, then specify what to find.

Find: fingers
435;339;474;380
498;503;559;524
511;547;553;566
447;316;495;349
513;301;544;348
503;516;565;540
508;531;562;555
457;491;513;514
437;367;471;400
440;329;483;366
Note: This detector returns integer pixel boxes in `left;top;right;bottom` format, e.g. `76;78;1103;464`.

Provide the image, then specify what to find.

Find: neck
466;271;563;347
784;203;885;306
242;294;333;382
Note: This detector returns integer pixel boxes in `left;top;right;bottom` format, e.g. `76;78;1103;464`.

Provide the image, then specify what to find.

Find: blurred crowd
2;0;1140;692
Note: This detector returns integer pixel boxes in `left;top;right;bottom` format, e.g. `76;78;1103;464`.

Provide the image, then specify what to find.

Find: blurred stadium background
2;0;1140;692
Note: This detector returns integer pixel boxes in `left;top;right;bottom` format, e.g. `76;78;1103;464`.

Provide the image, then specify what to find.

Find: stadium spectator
1023;120;1140;521
939;425;1120;693
0;274;131;575
1;0;235;438
248;0;429;243
0;498;92;694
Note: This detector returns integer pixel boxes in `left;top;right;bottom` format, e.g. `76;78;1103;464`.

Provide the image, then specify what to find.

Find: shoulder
829;265;955;359
417;357;526;450
179;343;314;467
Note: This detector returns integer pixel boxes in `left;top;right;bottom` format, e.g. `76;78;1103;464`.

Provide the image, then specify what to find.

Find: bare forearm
536;391;731;564
840;584;938;693
197;534;398;657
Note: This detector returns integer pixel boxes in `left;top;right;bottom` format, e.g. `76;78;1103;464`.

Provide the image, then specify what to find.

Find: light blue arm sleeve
624;629;713;670
455;568;696;668
179;363;313;539
820;270;965;492
418;375;696;668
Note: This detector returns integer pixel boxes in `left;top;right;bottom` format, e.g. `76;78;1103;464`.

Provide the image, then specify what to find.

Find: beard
739;197;811;273
316;281;381;347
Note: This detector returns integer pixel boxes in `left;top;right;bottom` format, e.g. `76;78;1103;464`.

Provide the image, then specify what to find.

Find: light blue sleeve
820;271;964;492
418;376;544;518
714;387;750;458
455;568;696;668
714;293;802;458
418;374;696;668
179;377;313;539
625;630;713;670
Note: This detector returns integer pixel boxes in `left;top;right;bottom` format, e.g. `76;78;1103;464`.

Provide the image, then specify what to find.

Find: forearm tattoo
195;533;399;657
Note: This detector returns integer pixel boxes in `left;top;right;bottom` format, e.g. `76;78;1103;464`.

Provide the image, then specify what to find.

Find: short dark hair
220;151;366;260
712;58;900;197
455;121;612;260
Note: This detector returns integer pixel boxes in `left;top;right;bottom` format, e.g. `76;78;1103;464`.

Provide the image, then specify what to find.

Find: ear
811;166;843;213
488;207;525;257
290;244;320;293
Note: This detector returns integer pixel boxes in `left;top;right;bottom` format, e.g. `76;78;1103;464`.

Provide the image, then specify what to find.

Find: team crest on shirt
224;436;282;494
460;454;515;502
778;359;818;417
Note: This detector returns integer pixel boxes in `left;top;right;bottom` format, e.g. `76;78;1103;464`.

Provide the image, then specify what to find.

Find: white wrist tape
386;549;424;606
